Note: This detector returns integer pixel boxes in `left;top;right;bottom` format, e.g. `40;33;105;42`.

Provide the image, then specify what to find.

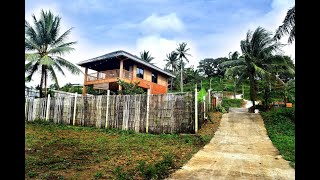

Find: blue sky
25;0;295;87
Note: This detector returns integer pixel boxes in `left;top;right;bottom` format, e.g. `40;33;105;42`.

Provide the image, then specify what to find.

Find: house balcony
85;69;132;85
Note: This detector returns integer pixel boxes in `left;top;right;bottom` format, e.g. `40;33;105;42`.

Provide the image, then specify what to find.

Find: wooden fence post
195;84;198;133
208;90;211;111
105;90;110;129
25;97;28;120
203;96;206;119
46;94;51;121
73;92;77;126
146;89;150;133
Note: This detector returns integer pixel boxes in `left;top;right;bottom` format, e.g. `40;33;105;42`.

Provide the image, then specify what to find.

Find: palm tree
25;9;82;97
274;6;295;44
164;51;178;91
175;42;191;92
140;50;155;62
228;51;240;60
222;27;286;112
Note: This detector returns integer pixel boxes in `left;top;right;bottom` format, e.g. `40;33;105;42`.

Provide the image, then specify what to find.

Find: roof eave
77;50;176;78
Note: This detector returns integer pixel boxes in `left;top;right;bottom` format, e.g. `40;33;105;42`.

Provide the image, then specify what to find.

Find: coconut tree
175;42;191;92
140;50;154;62
221;27;285;112
274;6;295;44
164;51;178;91
25;9;82;97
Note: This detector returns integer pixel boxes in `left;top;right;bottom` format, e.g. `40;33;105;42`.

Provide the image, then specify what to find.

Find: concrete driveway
167;108;295;180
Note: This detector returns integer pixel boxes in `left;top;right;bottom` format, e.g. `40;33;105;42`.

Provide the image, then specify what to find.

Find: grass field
260;107;295;168
26;112;222;179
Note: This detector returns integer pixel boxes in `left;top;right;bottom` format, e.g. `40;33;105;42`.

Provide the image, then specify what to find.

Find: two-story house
77;50;175;95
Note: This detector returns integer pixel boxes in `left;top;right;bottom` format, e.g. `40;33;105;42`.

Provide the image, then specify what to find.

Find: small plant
216;104;227;113
27;171;38;178
93;172;103;179
114;166;131;180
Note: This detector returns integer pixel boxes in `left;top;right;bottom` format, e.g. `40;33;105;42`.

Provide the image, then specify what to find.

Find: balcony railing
86;69;132;82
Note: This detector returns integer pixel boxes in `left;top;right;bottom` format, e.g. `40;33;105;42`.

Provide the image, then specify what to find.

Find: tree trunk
248;72;257;113
39;67;44;98
44;71;47;97
180;63;183;92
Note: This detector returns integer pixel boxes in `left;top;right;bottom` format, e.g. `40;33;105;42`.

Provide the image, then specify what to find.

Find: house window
152;72;158;83
136;67;144;79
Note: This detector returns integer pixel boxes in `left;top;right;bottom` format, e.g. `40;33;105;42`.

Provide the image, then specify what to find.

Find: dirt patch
197;111;223;138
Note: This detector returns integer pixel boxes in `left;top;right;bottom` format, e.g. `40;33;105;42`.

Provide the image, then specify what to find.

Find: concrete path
167;108;295;180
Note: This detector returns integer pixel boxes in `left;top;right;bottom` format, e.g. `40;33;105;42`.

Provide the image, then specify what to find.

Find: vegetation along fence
25;90;216;134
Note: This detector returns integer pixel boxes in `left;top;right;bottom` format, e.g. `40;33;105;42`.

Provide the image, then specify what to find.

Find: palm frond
51;61;66;76
47;41;77;56
54;57;82;75
47;65;60;87
274;6;295;43
51;27;73;46
25;53;40;62
40;55;54;66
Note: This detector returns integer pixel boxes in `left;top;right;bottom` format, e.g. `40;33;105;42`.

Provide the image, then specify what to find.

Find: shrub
216;104;227;113
221;98;243;111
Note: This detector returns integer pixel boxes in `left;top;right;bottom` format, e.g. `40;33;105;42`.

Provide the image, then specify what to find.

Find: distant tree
175;42;191;92
228;51;240;60
198;57;229;77
140;50;154;62
184;66;201;85
164;51;178;91
25;10;82;97
274;6;295;44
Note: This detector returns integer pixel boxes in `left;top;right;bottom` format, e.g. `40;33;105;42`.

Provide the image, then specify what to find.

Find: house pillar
83;67;88;96
119;60;124;91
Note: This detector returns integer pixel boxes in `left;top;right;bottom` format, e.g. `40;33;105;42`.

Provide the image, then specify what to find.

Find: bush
216;104;227;113
221;98;243;111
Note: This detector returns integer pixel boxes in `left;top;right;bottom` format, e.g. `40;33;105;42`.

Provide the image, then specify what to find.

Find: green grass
260;108;295;168
25;121;213;179
221;98;243;111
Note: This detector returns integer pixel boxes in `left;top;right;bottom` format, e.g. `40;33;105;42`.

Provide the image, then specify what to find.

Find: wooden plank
146;89;150;133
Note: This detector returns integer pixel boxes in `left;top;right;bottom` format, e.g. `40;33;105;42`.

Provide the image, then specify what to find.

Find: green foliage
58;83;82;94
274;6;295;44
216;104;227;113
221;98;243;111
27;171;38;178
198;87;207;102
117;79;145;95
137;154;175;179
140;50;154;62
114;166;132;180
93;172;103;179
260;108;295;167
197;57;229;77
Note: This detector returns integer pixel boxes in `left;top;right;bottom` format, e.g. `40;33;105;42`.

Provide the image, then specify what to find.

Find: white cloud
193;0;295;61
136;34;199;69
140;13;185;34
